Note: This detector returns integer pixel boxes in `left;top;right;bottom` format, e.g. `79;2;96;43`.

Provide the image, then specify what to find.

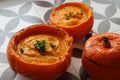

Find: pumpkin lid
84;32;120;67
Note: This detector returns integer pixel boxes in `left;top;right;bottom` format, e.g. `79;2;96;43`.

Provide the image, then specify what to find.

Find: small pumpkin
82;32;120;80
49;2;94;41
7;24;73;80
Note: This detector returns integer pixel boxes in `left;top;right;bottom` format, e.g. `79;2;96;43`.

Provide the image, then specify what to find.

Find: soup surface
17;34;67;64
53;6;87;27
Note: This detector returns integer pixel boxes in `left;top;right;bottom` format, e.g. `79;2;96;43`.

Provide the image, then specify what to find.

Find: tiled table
0;0;120;80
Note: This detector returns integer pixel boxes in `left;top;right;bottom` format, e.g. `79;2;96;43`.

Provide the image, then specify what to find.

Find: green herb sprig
20;48;24;53
50;43;56;48
69;12;73;15
65;16;70;20
33;40;46;55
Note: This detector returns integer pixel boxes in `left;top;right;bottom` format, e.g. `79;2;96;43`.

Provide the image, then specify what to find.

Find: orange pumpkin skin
82;32;120;80
49;2;94;41
7;24;73;80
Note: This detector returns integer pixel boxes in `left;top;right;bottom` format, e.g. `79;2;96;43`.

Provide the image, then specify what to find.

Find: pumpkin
7;24;73;80
49;2;94;41
82;32;120;80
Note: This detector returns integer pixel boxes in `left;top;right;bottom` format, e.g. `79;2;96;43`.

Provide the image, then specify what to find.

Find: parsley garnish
20;48;24;53
50;43;56;48
65;16;69;20
69;12;73;15
33;40;46;55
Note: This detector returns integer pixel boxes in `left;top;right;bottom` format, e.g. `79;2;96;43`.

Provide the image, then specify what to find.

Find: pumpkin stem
102;36;111;48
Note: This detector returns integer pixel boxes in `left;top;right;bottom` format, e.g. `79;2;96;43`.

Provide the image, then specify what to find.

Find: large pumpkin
49;2;94;41
7;24;73;80
82;32;120;80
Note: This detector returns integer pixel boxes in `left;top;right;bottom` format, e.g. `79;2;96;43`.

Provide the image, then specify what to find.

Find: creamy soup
53;6;87;27
17;34;67;64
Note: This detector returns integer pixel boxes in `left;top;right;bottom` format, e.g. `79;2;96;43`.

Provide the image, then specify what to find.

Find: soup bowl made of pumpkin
82;32;120;80
7;24;73;80
49;2;94;41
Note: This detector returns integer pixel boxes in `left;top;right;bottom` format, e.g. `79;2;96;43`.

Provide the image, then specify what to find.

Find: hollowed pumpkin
49;2;94;41
82;32;120;80
7;24;73;80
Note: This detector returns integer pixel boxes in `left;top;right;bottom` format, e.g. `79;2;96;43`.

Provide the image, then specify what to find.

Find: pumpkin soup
17;34;68;64
53;6;86;27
